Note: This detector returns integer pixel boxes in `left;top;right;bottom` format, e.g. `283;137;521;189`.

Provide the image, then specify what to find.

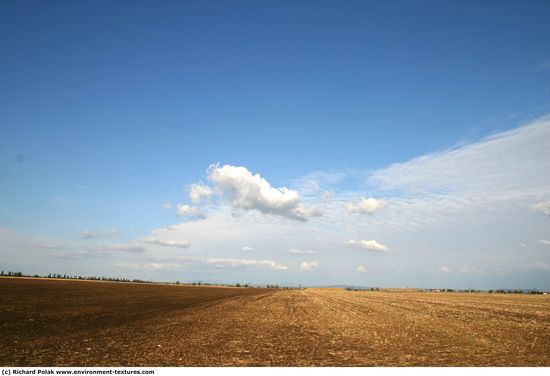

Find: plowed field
1;278;548;366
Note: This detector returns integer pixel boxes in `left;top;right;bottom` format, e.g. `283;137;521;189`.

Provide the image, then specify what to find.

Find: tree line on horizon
0;270;301;289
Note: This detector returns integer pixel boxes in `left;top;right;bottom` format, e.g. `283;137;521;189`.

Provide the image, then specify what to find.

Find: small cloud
115;262;180;270
288;248;316;255
347;197;385;215
356;265;367;273
176;204;203;218
145;262;181;270
300;261;319;271
439;266;451;273
241;246;254;251
344;239;389;252
532;201;550;216
141;238;191;249
106;229;119;236
537;240;550;246
163;202;173;209
79;230;96;239
189;183;213;205
518;243;528;248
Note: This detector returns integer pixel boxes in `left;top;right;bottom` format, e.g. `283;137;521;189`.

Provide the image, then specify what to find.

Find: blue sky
1;0;550;289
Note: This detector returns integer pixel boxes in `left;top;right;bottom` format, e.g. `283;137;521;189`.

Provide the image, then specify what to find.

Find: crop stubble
1;278;549;366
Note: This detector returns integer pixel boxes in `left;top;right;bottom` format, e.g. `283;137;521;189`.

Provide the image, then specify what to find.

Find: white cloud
176;204;203;218
205;258;287;270
53;243;147;258
116;256;288;271
369;117;550;199
356;265;367;273
189;183;213;205
5;116;550;288
537;240;550;246
146;262;183;270
116;262;180;271
106;229;119;236
50;251;82;260
288;248;316;255
344;240;389;252
79;230;96;239
141;238;191;249
347;197;385;214
107;243;146;253
532;201;550;216
300;261;319;271
518;243;528;248
207;164;320;221
163;202;173;209
241;246;254;251
292;204;323;220
439;266;451;273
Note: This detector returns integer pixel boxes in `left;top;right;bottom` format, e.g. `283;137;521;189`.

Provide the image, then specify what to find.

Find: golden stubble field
1;278;549;366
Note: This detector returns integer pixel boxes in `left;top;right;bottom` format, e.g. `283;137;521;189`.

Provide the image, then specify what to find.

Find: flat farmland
1;278;549;366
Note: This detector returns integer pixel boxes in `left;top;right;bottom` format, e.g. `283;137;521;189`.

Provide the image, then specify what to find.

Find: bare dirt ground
1;278;549;366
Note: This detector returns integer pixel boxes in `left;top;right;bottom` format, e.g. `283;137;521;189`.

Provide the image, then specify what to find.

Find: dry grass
1;278;549;366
